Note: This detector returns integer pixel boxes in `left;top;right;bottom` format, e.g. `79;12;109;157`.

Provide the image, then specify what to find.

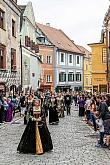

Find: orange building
39;45;54;92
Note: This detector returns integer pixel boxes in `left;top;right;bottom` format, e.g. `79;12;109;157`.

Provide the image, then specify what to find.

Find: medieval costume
49;96;59;124
57;94;64;118
17;99;53;155
6;99;13;122
78;97;85;117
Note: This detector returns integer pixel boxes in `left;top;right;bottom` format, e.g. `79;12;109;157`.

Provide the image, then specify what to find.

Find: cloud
18;0;109;49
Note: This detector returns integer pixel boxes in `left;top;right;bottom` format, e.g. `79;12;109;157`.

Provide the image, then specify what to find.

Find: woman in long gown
49;95;59;125
78;96;85;117
6;98;13;122
17;99;53;155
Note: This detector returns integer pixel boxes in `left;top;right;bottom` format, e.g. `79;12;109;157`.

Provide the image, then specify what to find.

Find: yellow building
88;33;107;93
78;46;92;92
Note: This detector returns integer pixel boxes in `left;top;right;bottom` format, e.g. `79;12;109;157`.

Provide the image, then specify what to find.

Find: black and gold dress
17;106;53;154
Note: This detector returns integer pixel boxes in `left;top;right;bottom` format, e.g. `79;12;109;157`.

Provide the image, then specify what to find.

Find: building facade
0;0;21;95
78;46;92;92
88;33;107;93
19;2;41;93
36;23;84;92
39;45;54;92
55;50;84;92
36;25;55;92
104;6;110;92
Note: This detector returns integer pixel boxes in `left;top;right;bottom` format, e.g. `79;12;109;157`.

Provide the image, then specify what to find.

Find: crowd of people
1;89;110;154
75;92;110;149
0;93;19;124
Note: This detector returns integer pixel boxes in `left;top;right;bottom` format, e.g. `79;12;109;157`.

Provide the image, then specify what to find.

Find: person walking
78;96;85;117
64;92;72;115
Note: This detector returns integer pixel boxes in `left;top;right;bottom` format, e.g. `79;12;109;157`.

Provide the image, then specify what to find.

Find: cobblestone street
0;104;110;165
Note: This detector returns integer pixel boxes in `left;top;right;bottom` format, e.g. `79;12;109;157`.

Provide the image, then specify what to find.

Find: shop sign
94;78;105;82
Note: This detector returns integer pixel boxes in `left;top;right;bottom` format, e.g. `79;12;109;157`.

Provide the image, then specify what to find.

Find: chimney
46;23;50;27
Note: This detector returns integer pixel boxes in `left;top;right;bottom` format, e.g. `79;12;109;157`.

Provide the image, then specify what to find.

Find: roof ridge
77;45;91;54
59;29;83;54
36;22;84;54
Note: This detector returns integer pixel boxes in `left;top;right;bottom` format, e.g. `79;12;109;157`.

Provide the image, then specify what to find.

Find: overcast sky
18;0;110;50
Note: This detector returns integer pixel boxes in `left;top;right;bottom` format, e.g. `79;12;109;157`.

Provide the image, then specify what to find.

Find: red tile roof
77;45;91;56
36;23;83;54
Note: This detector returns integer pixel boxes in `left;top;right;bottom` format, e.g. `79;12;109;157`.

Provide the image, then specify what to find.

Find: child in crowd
95;112;104;147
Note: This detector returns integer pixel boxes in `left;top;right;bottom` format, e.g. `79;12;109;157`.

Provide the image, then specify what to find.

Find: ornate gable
23;2;36;27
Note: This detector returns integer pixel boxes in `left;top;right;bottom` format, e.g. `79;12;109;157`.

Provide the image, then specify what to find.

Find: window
90;77;92;85
90;64;92;71
25;36;30;47
77;56;80;64
86;77;88;85
76;73;81;82
12;19;16;37
102;48;106;63
68;73;74;81
0;9;4;29
59;72;66;82
0;44;6;69
69;55;72;63
86;64;88;70
11;48;16;71
46;75;52;82
61;53;64;62
46;56;52;64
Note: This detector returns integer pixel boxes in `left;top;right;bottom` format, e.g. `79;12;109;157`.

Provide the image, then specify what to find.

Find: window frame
12;19;16;37
102;48;106;63
59;72;66;82
76;56;80;64
0;9;5;29
46;55;52;64
61;53;64;63
69;54;72;63
11;48;16;72
76;73;81;82
68;72;74;82
86;77;88;85
0;44;6;69
46;75;52;83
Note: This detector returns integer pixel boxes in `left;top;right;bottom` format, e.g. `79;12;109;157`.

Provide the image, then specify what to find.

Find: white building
19;2;41;92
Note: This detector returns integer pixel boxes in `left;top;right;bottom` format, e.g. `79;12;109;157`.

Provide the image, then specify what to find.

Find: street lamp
20;34;23;92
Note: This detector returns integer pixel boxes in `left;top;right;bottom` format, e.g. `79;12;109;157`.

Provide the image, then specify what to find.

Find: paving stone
0;104;110;164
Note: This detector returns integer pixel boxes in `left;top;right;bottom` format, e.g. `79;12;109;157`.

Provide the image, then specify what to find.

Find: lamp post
20;34;23;93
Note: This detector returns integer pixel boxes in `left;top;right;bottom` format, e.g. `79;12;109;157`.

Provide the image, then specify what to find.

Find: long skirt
49;107;59;124
17;119;53;154
6;108;13;122
79;107;85;117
